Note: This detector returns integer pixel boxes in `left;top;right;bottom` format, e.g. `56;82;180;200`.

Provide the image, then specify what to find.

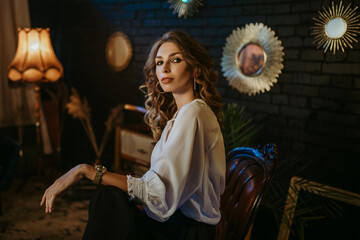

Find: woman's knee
90;186;129;210
84;186;138;239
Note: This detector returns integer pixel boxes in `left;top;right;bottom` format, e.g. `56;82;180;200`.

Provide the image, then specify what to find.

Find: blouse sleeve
127;108;201;222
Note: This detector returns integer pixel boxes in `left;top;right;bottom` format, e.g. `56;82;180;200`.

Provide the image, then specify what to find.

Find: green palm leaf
221;103;261;152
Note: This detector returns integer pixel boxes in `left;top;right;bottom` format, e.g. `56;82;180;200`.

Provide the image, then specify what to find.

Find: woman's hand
40;164;91;213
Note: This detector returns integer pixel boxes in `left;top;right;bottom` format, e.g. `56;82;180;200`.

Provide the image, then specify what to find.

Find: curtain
0;0;52;154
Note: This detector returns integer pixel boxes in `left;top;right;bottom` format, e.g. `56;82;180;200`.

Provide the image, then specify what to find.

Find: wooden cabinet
114;104;153;176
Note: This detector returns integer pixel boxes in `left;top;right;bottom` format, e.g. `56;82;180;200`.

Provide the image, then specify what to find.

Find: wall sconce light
8;28;63;174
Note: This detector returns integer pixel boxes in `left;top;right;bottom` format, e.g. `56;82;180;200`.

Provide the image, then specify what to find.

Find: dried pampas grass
66;87;124;164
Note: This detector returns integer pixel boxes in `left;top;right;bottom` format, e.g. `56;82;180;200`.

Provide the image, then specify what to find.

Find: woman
41;30;226;240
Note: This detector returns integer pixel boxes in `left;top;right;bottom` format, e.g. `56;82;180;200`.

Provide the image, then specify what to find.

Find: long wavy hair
141;30;223;141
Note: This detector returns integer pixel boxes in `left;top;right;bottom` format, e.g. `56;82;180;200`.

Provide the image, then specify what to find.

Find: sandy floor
0;177;90;240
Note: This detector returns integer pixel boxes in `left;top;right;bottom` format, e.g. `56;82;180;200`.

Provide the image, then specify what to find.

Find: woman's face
155;42;192;95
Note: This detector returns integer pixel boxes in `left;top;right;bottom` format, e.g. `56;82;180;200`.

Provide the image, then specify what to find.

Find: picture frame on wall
277;176;360;240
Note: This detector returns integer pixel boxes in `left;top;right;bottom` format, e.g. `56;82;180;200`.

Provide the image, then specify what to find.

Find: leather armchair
216;143;277;240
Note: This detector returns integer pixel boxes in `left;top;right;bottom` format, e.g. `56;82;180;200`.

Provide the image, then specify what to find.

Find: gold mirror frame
311;1;360;54
277;176;360;240
221;23;284;96
105;31;133;72
168;0;203;19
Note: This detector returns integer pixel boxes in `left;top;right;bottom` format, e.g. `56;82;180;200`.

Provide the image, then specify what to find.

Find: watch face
95;165;107;173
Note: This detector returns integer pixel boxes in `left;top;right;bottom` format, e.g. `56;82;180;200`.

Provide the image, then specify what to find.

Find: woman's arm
40;163;127;213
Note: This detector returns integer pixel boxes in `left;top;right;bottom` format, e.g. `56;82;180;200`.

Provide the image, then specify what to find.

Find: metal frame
277;176;360;240
311;1;360;54
221;23;284;96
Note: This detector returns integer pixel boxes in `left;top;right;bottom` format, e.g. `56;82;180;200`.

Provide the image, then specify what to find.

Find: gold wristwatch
93;165;107;185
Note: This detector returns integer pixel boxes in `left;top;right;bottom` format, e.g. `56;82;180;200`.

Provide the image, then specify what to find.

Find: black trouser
82;186;215;240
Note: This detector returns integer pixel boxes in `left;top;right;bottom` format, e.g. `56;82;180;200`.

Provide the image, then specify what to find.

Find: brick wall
29;0;360;191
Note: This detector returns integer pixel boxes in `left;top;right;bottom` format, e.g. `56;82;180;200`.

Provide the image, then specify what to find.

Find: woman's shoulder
180;99;206;113
178;99;215;121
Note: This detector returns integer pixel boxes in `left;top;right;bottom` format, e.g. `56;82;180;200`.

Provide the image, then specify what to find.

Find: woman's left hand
40;164;89;213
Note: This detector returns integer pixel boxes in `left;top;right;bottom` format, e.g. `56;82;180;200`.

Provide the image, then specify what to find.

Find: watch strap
93;165;106;185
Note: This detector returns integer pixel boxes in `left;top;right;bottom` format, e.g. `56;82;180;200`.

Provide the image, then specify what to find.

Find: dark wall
29;0;360;191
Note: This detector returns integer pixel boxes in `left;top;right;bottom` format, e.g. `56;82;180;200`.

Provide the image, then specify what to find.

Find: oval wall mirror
311;1;360;54
221;23;284;96
106;31;133;72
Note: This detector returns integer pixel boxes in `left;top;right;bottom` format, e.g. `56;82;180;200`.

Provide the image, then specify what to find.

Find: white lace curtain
0;0;52;154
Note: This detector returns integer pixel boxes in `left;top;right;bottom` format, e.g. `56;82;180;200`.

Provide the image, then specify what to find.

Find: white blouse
127;99;226;225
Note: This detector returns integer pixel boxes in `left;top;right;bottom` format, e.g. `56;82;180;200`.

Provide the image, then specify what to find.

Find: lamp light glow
8;28;63;83
30;43;39;50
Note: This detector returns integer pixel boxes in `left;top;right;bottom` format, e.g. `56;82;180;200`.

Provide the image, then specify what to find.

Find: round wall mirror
105;31;132;72
221;23;284;96
311;1;360;54
325;17;347;39
237;43;266;76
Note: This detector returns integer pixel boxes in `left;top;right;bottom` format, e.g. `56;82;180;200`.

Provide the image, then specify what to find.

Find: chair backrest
216;143;277;240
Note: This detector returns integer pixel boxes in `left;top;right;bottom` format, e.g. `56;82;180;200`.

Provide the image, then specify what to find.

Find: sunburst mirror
311;1;360;54
221;23;284;96
168;0;203;19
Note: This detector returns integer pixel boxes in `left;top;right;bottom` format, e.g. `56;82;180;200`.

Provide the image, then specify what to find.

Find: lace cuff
127;175;146;202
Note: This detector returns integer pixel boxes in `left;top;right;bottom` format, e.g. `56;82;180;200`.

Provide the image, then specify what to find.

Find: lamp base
34;84;43;175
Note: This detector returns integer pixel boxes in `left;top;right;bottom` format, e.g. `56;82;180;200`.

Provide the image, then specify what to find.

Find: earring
156;82;165;94
193;79;196;91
